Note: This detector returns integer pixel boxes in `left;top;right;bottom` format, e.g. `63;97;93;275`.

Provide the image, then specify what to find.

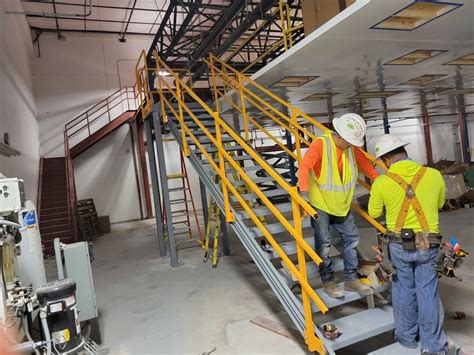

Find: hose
40;311;52;355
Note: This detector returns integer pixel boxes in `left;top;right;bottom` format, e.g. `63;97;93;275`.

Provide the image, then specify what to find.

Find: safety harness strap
387;166;429;233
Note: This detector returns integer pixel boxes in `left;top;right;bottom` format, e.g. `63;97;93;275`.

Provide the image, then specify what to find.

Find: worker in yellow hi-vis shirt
368;134;448;354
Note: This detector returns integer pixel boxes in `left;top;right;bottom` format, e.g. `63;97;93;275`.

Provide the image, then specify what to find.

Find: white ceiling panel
239;0;474;123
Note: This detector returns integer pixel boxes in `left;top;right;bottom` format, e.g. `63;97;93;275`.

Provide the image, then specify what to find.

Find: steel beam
147;0;178;58
163;0;202;59
153;105;179;267
189;0;246;72
144;118;166;257
191;0;278;81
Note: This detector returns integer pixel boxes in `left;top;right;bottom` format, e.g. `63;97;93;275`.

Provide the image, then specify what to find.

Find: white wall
73;124;142;223
32;33;154;222
0;1;40;204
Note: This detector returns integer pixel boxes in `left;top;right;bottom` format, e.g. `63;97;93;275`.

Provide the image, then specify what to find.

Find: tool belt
385;230;442;251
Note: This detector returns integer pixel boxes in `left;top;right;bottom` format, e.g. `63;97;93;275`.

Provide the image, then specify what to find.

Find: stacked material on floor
429;160;472;211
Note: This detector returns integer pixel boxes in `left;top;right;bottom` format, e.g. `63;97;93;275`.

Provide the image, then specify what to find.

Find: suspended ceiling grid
228;0;474;127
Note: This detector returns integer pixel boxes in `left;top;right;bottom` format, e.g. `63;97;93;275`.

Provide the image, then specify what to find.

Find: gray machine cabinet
60;241;98;322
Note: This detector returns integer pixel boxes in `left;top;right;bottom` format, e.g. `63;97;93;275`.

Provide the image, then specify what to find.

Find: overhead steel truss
146;0;304;81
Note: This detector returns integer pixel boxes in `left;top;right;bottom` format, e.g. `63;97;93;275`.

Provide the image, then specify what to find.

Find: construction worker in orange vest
299;113;378;299
369;134;448;354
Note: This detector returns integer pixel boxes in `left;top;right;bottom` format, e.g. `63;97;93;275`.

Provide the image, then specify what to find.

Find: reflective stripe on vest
308;133;358;216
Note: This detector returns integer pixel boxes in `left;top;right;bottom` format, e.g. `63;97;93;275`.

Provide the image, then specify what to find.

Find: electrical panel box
62;242;98;322
0;178;26;215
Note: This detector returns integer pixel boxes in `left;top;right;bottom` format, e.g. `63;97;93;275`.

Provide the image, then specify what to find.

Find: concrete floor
74;208;473;354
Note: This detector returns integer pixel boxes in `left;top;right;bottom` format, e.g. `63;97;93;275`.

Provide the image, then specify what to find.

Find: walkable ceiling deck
238;0;474;127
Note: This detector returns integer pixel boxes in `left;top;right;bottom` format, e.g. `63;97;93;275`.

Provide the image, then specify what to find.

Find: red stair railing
63;86;139;239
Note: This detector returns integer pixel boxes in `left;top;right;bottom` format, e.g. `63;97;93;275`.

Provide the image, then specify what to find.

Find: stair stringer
167;116;333;354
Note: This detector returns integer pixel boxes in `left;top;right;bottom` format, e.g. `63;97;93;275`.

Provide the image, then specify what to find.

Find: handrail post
176;80;190;156
154;54;168;127
291;108;302;161
290;187;324;354
209;55;220;114
237;73;250;143
279;0;289;51
285;2;293;48
214;111;235;223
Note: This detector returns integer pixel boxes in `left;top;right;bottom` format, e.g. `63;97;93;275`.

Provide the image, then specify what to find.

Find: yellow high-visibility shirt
368;160;445;233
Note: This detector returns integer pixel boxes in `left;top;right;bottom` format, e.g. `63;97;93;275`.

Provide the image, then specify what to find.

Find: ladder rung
173;227;191;234
171;209;188;215
170;199;189;205
167;173;186;179
168;187;189;192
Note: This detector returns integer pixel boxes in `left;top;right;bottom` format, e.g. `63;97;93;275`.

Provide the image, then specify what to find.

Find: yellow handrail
151;53;327;353
207;53;387;233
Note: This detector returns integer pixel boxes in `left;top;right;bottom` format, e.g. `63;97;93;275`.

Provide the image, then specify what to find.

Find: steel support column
285;130;297;186
420;92;434;165
219;209;231;256
153;105;179;267
456;94;471;163
144;118;166;257
199;178;209;233
381;97;390;134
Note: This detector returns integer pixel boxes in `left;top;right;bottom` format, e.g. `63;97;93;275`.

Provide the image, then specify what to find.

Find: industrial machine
0;176;102;354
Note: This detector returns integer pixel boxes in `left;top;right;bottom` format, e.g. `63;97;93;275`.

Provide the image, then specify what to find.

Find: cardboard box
302;0;356;35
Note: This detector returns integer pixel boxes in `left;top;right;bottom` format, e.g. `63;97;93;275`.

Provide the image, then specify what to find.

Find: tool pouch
400;229;416;251
415;232;430;250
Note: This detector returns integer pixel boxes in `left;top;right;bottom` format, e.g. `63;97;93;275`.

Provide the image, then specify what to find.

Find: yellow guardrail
206;53;387;233
143;51;328;353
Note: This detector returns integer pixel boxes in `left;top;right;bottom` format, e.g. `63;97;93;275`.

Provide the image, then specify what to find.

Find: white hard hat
374;134;410;159
332;113;366;147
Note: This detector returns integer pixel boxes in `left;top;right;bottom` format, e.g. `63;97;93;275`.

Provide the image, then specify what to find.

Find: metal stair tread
231;176;275;186
306;282;391;313
201;155;254;163
236;202;292;218
368;341;420;354
321;305;395;351
208;165;262;174
204;146;245;153
194;136;235;144
232;188;288;202
249;216;311;237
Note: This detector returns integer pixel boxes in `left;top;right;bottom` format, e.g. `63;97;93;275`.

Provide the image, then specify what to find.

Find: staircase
136;52;399;353
38;87;139;250
38;157;76;254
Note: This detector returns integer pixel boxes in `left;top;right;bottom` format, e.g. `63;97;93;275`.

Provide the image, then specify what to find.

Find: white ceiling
244;0;474;124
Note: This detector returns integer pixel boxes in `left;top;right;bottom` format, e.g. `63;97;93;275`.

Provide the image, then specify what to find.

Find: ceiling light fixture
271;76;318;88
371;1;462;31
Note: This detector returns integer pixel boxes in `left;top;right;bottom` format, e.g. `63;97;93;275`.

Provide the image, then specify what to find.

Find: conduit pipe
7;0;92;18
